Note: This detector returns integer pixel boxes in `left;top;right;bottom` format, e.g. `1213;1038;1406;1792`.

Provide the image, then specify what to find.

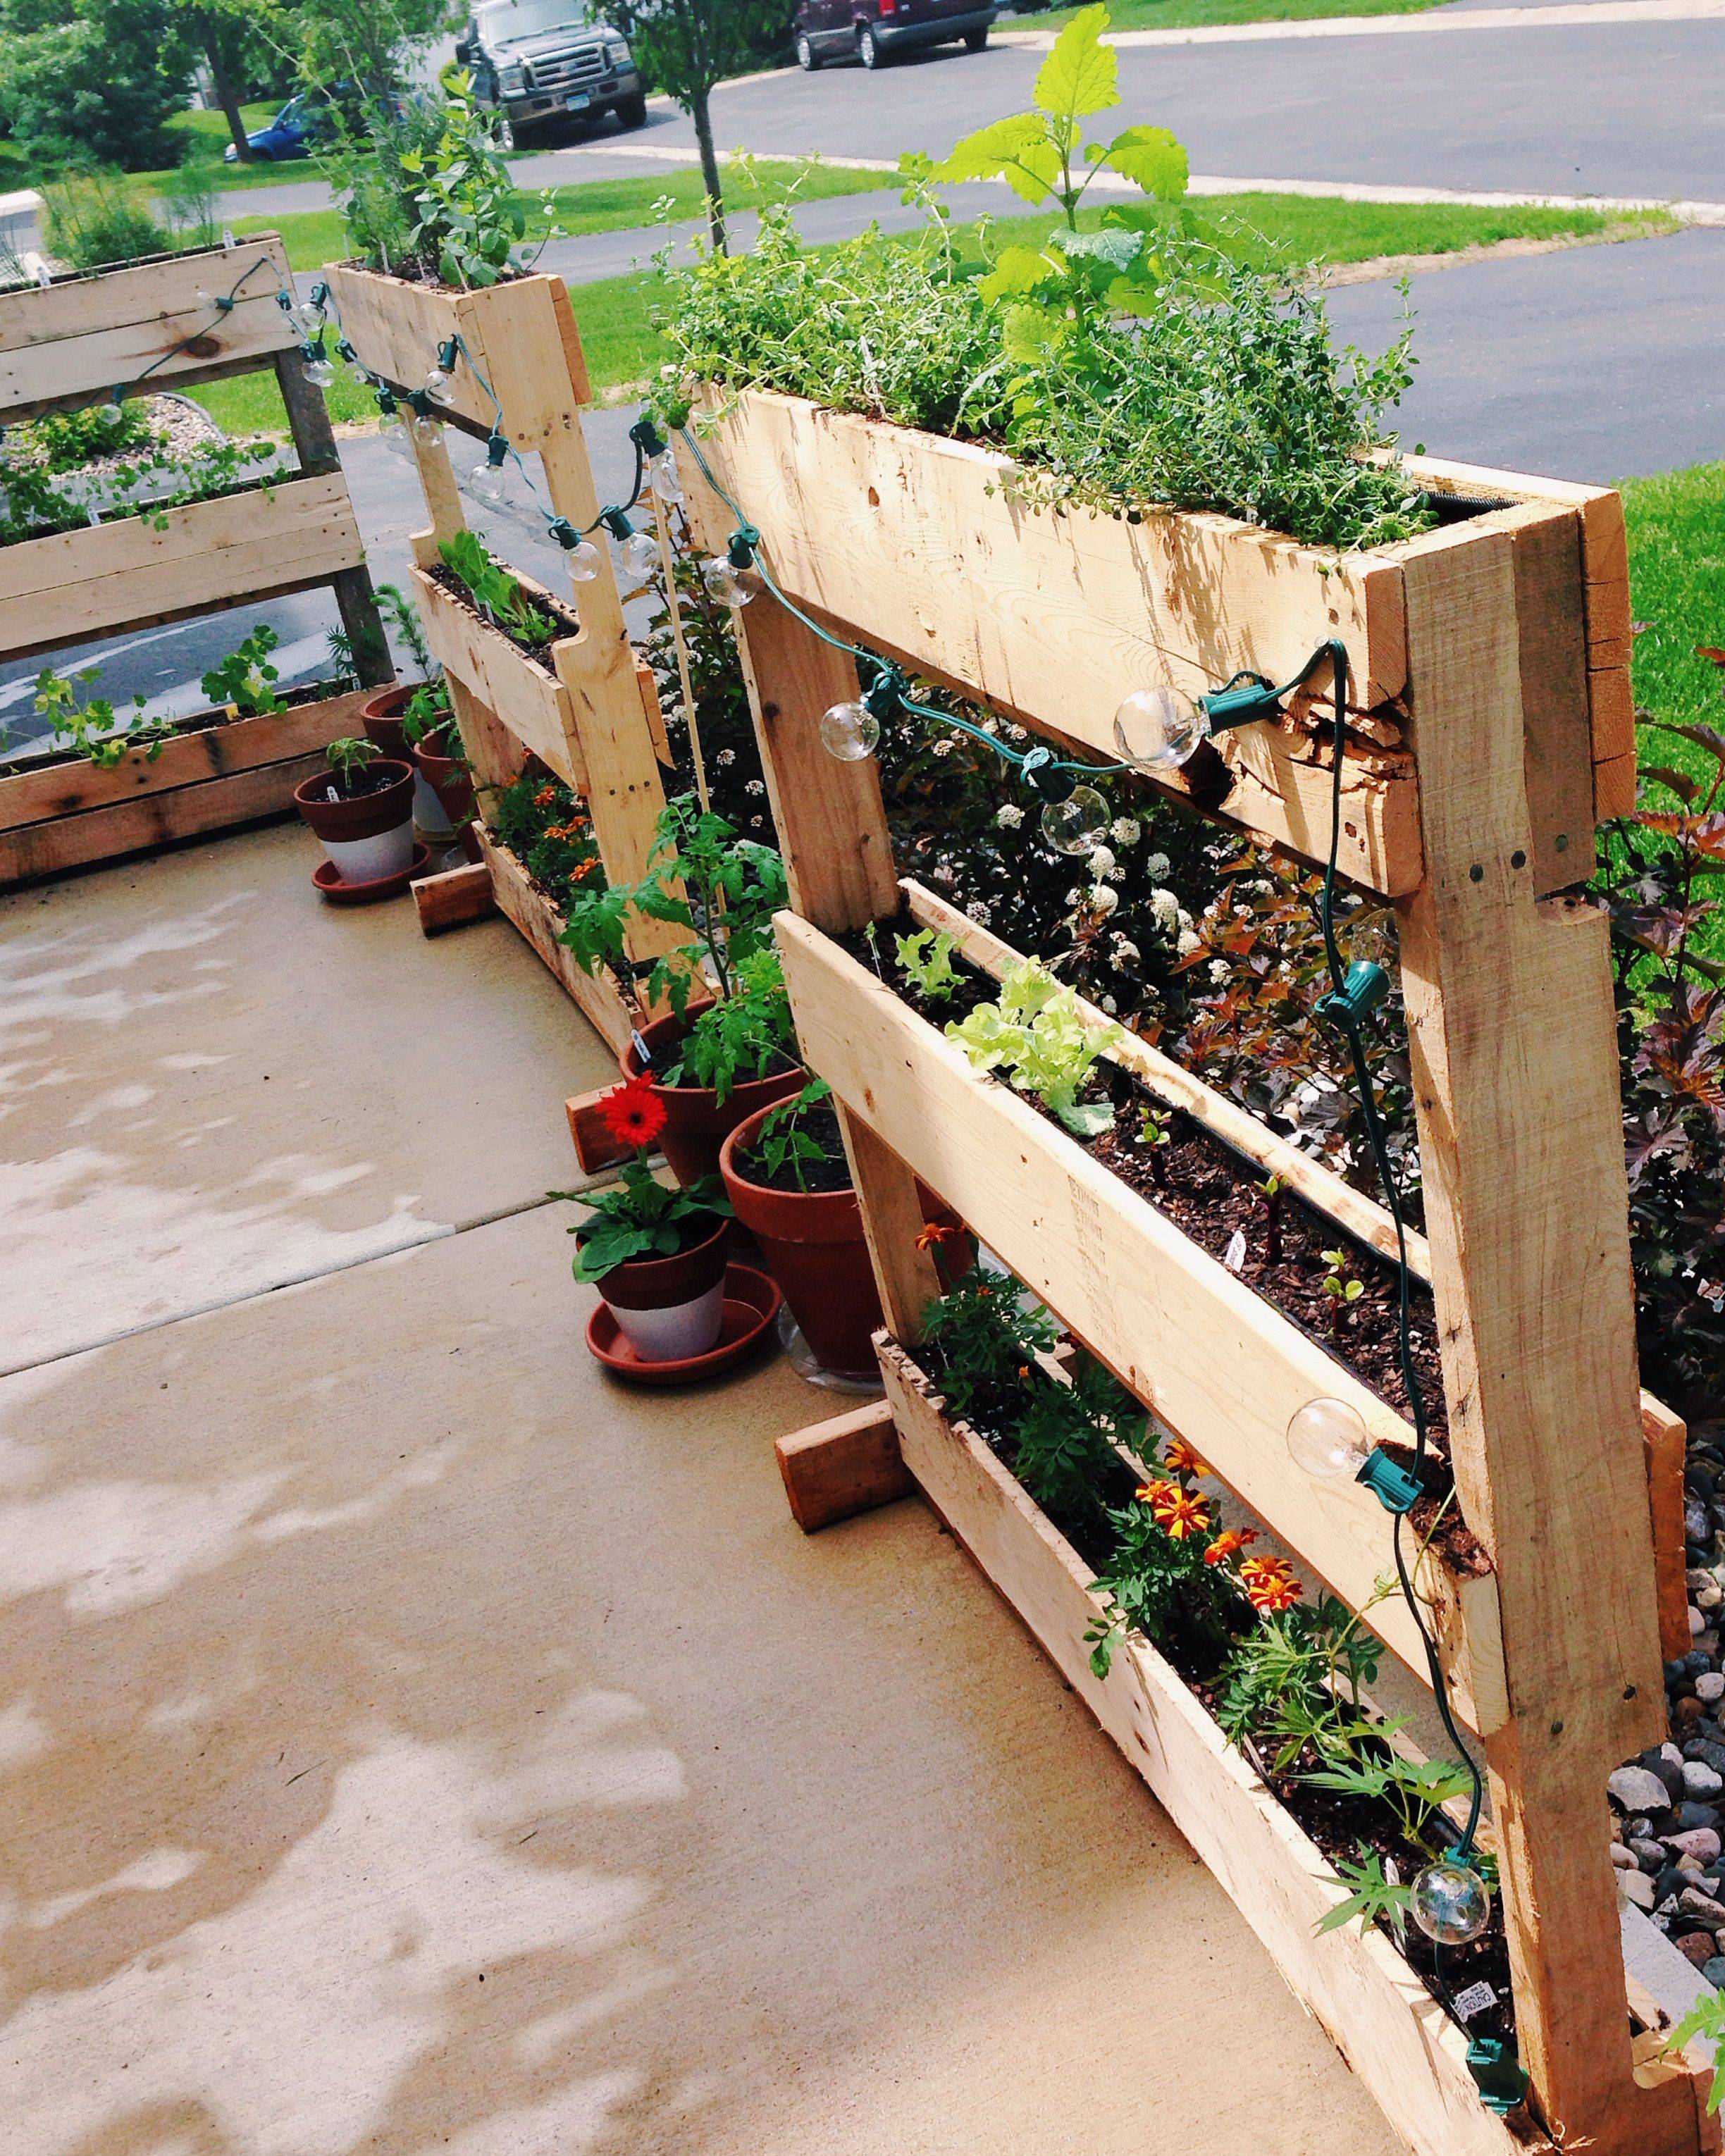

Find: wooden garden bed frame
686;386;1707;2156
326;264;684;1045
0;237;390;884
0;683;371;886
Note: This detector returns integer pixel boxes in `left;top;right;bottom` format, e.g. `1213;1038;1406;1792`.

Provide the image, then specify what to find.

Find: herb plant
657;6;1428;552
32;667;171;768
325;736;383;793
947;955;1121;1135
201;626;285;717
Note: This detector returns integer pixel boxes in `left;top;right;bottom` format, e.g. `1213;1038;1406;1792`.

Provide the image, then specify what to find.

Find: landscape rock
1686;1762;1725;1798
1705;1957;1725;1988
1699;1673;1725;1703
1677;1931;1719;1969
1679;1886;1725;1925
1619;1870;1657;1909
1615;1765;1677;1814
1669;1829;1724;1863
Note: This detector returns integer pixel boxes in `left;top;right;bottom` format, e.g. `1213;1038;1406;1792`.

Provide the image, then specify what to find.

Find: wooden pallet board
776;908;1507;1737
0;685;373;887
875;1335;1527;2156
0;237;299;421
408;563;584;793
475;825;634;1053
685;388;1423;897
0;475;365;660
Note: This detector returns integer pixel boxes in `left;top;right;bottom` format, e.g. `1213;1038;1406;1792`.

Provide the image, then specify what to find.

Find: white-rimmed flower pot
292;758;416;883
586;1218;730;1362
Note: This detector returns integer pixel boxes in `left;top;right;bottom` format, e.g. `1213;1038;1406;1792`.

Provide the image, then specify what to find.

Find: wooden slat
635;654;673;767
411;859;496;936
0;237;297;419
476;826;635;1053
876;1337;1523;2156
1395;525;1682;2152
0;686;371;832
777;1398;910;1532
408;563;584;793
565;1082;633;1176
1643;1396;1694;1666
0;476;364;659
1492;502;1597;889
778;910;1506;1736
688;388;1421;897
0;748;328;887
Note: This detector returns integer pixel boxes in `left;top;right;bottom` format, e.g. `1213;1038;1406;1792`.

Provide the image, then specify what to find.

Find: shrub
42;172;169;271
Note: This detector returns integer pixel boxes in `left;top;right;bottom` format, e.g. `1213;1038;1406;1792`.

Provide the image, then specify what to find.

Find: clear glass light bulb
423;364;455;404
466;450;512;506
648;451;684;506
1113;685;1206;772
1411;1861;1491;1945
820;700;880;762
1040;783;1109;855
304;357;337;388
288;302;323;339
409;412;443;447
98;398;124;426
620;530;660;581
1347;907;1397;969
567;538;602;583
703;555;752;607
1287;1398;1371;1480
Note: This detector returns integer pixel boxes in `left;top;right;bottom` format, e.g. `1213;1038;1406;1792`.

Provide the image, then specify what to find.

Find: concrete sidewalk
0;829;1402;2156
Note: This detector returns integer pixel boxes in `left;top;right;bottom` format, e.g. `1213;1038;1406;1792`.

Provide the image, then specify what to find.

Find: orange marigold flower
1239;1556;1302;1613
1152;1489;1212;1541
915;1220;965;1251
1164;1438;1209;1477
570;859;600;881
1135;1477;1178;1509
533;784;557;809
598;1074;667;1151
1204;1528;1257;1567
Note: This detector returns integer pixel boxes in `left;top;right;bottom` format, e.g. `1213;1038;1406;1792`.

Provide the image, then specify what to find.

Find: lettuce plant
946;956;1121;1135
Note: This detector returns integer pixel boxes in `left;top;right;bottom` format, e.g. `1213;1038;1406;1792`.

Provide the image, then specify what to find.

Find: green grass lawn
1623;462;1725;800
1027;0;1444;28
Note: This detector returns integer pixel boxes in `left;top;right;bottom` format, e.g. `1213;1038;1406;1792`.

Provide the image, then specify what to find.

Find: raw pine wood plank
733;592;900;933
777;910;1507;1736
0;686;370;831
1395;525;1684;2153
777;1398;910;1532
1496;502;1597;889
0;238;297;419
476;826;635;1053
1643;1397;1694;1666
0;476;364;659
411;859;496;935
689;389;1421;897
0;748;328;886
408;564;585;793
565;1083;633;1176
876;1337;1524;2156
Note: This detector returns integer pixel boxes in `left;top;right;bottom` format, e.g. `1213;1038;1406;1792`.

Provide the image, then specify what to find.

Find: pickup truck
455;1;648;147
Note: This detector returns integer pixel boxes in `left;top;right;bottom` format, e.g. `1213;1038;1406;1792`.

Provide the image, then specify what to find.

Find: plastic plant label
1223;1228;1247;1272
1452;1981;1496;2022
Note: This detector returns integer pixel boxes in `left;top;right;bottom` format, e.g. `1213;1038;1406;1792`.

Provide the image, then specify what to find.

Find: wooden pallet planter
474;825;634;1055
0;683;372;887
0;475;366;661
693;380;1700;2156
0;235;390;881
872;1332;1710;2156
326;263;681;1047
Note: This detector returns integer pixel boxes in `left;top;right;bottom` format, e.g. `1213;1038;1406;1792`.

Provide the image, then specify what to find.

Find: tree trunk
691;85;725;254
203;23;254;163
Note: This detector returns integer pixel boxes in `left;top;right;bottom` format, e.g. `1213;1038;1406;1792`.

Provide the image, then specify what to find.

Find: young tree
599;0;793;251
0;0;194;172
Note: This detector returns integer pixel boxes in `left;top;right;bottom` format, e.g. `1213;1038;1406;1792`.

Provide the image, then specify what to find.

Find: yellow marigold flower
1136;1477;1178;1509
1153;1489;1212;1541
1164;1438;1209;1477
1240;1556;1302;1613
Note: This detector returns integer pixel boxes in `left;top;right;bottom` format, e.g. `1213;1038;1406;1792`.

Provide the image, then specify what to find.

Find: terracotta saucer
586;1263;782;1387
312;841;432;905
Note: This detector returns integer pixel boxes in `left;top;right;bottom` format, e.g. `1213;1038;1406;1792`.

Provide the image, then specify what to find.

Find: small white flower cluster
1111;817;1141;847
1110;936;1140;966
1146;852;1170;880
996;803;1025;830
745;779;765;796
1087;845;1117;878
1089;884;1119;917
932;737;955;757
1149;888;1180;930
1177;927;1201;958
716;748;735;768
966;899;991;924
1207;958;1230;985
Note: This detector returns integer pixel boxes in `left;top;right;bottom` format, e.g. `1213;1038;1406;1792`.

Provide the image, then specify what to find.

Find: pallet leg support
776;1399;911;1533
412;860;497;936
566;1083;633;1177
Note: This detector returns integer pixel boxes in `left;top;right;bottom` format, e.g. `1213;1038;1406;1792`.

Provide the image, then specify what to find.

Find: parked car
455;2;647;147
794;0;997;70
223;94;319;163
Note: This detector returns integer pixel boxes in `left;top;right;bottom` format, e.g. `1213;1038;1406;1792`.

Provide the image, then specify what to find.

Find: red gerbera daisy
600;1075;667;1151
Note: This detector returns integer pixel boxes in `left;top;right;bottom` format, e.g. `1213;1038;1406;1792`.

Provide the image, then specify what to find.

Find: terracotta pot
622;1013;803;1187
721;1104;882;1378
585;1215;729;1362
293;758;416;884
414;726;476;831
361;682;414;764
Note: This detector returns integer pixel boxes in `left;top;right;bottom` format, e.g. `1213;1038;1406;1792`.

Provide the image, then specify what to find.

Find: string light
302;334;336;389
1285;1398;1421;1514
465;428;515;506
423;337;460;404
